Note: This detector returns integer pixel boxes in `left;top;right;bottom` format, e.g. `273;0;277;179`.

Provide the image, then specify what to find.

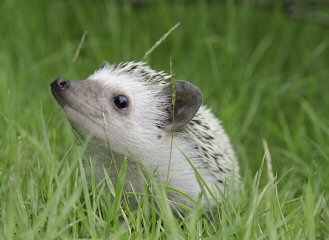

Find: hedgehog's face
51;62;202;155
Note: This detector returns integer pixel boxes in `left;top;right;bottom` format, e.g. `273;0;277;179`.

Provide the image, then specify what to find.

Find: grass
1;0;329;238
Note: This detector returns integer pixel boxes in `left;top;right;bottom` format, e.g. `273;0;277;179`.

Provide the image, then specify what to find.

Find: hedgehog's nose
53;78;70;90
50;78;71;107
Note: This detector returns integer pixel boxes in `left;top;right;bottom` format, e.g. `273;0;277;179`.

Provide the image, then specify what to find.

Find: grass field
1;0;329;239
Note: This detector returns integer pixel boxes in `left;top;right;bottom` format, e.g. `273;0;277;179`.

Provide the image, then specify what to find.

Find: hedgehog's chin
63;105;106;141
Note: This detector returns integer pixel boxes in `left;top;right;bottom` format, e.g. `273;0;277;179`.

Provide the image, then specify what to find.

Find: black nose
53;78;70;90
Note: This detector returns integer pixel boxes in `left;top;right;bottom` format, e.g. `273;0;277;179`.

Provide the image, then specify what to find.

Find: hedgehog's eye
113;95;129;109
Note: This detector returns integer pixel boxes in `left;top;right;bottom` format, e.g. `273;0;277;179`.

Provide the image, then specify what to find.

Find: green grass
1;0;329;239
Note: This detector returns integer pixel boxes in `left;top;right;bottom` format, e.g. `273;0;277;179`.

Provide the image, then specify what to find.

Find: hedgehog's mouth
61;101;104;137
63;105;106;139
51;87;66;107
64;104;101;127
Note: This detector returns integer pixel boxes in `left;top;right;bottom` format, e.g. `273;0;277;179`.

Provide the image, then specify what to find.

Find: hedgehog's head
51;61;202;155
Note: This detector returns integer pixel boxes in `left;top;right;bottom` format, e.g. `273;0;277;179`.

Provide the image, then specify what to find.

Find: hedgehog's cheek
64;106;107;141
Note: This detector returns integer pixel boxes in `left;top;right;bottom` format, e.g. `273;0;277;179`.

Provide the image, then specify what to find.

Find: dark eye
113;95;129;109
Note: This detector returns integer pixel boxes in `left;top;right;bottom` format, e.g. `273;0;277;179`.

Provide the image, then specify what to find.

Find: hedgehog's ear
163;80;202;131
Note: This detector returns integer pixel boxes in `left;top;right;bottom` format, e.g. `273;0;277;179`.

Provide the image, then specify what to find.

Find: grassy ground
1;0;329;239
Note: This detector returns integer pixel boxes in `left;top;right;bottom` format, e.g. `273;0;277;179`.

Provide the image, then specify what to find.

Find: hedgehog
50;61;240;207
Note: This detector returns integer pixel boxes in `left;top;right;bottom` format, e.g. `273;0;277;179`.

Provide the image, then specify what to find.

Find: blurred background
0;0;329;237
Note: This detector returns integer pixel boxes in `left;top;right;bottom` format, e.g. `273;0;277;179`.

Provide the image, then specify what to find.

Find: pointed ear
100;61;110;69
163;80;202;131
